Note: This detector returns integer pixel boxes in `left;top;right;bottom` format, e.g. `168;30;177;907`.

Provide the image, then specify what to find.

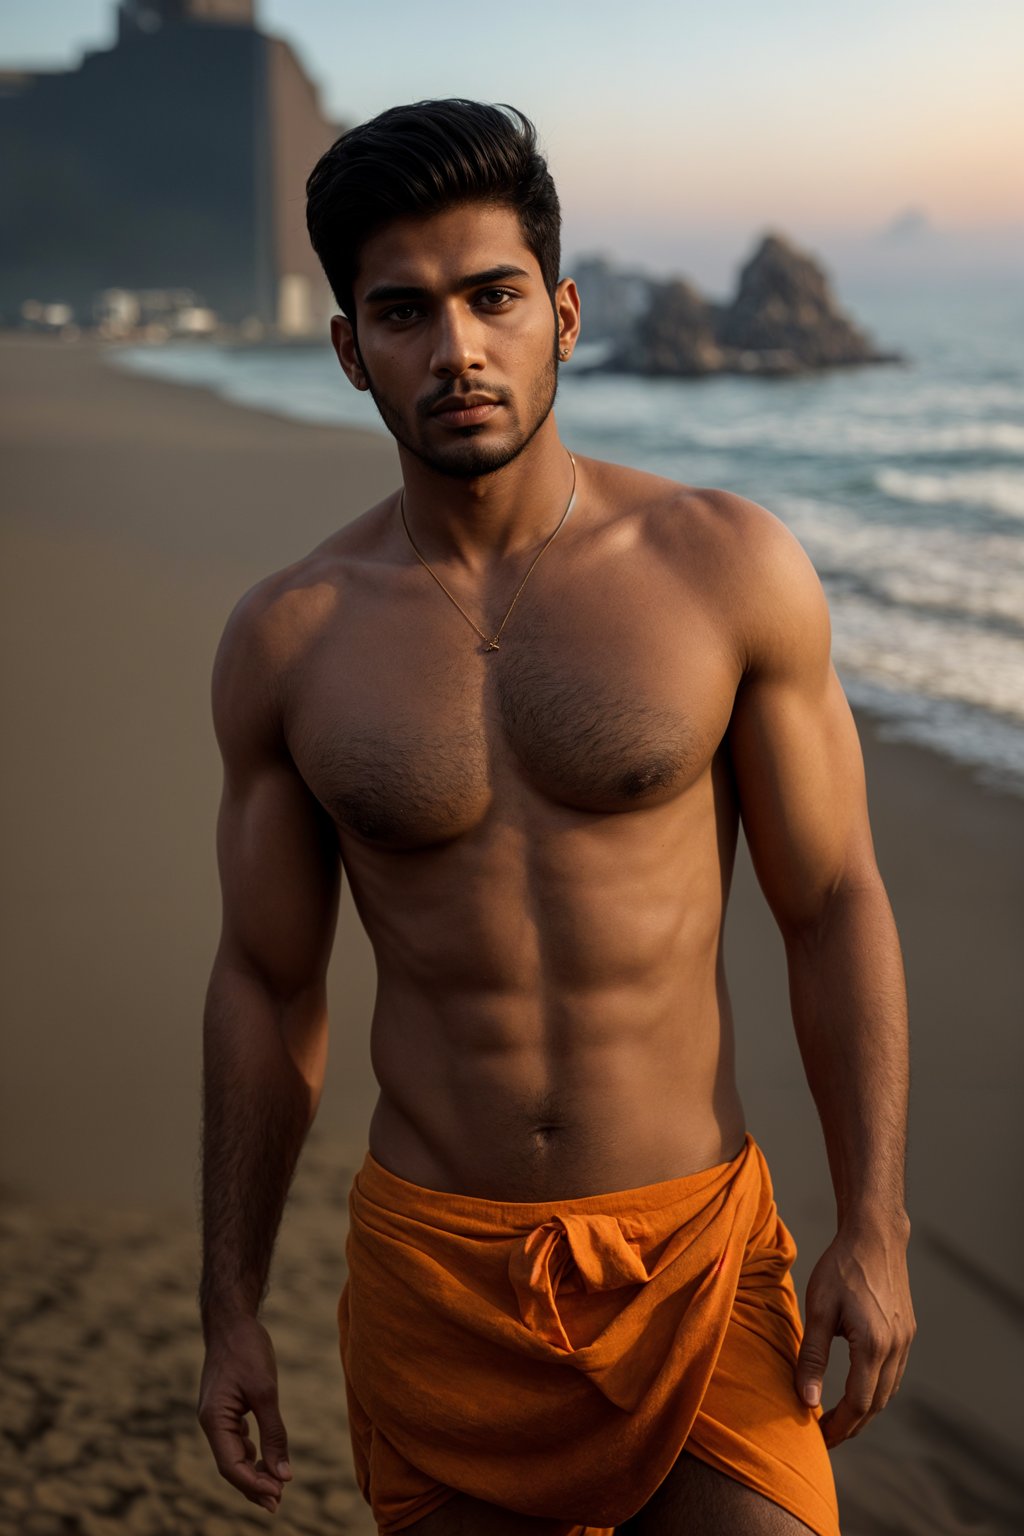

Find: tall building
0;0;342;332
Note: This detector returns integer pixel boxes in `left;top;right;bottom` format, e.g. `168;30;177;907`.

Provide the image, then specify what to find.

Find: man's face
333;204;568;479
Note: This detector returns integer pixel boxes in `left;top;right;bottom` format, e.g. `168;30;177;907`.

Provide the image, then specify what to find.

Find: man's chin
412;432;528;480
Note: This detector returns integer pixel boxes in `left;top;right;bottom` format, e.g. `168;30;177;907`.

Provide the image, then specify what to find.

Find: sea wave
829;593;1024;724
839;678;1024;798
777;495;1024;630
875;467;1024;519
671;416;1024;457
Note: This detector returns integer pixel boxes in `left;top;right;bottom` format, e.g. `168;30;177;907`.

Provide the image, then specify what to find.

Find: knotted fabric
338;1132;840;1536
509;1212;651;1351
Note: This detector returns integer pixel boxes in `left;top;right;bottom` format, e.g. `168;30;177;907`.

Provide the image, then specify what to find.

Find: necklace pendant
484;637;501;651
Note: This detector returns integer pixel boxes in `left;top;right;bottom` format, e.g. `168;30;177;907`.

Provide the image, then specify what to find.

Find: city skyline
3;0;1021;287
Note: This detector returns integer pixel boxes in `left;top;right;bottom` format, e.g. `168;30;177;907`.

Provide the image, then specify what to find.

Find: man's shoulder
590;457;812;580
589;457;828;666
216;495;394;673
210;495;393;750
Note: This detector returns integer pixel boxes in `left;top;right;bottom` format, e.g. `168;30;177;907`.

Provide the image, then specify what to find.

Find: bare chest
286;579;737;849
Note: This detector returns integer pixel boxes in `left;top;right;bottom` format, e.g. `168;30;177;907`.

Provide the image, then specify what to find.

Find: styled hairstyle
306;99;561;320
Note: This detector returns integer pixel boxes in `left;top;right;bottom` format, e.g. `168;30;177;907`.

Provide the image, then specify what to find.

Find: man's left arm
724;500;917;1450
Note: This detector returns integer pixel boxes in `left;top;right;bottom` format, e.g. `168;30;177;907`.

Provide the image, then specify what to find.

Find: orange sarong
338;1132;840;1535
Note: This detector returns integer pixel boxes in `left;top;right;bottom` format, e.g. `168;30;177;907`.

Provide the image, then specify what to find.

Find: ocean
111;277;1024;797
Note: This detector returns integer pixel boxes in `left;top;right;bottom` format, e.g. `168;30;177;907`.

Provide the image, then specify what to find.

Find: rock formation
610;278;724;376
602;232;901;377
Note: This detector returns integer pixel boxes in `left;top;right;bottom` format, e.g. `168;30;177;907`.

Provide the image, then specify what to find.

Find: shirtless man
197;100;915;1534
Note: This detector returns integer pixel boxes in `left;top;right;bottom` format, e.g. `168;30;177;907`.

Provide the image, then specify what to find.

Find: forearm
784;877;910;1231
199;961;326;1339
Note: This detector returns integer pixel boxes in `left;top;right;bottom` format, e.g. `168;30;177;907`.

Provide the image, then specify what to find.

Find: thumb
796;1300;836;1409
253;1394;292;1481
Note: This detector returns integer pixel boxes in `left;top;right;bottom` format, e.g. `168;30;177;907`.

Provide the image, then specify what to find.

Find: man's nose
429;304;484;378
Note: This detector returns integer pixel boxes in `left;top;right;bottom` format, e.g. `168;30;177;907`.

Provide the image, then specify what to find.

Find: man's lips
428;396;502;427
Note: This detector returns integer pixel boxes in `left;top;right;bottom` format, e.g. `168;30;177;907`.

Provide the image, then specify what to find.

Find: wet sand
2;334;1022;1534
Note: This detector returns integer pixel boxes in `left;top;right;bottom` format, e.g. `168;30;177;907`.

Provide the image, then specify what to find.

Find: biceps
215;758;341;1001
729;663;878;933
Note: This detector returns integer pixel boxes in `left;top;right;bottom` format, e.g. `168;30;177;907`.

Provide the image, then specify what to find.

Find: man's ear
554;278;582;361
330;314;369;391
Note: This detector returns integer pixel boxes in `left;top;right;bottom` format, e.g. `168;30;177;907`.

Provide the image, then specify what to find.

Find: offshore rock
611;279;724;376
603;232;901;377
717;232;895;368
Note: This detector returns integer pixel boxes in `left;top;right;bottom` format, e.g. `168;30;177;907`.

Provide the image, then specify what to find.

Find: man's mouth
429;396;502;427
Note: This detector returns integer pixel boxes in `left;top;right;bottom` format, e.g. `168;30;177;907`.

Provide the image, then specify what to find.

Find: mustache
417;381;513;419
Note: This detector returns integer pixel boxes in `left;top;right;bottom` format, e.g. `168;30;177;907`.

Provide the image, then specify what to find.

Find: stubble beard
360;337;561;481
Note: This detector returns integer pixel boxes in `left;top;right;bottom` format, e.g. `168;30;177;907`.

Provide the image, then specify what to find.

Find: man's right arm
197;580;341;1515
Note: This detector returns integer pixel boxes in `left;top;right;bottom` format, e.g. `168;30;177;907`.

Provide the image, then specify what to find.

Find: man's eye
384;304;421;322
478;288;516;308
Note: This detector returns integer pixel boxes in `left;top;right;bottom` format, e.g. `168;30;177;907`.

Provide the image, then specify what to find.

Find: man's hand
795;1220;916;1449
197;1315;294;1513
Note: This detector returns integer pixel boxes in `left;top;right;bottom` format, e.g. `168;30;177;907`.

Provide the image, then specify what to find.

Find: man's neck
396;417;575;573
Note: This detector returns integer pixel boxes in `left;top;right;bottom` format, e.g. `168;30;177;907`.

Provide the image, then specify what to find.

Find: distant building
0;0;342;333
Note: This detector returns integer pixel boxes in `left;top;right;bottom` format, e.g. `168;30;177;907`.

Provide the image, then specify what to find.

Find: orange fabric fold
338;1132;840;1536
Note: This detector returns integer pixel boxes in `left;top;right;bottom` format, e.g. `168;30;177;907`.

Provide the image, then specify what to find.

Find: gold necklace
399;452;577;652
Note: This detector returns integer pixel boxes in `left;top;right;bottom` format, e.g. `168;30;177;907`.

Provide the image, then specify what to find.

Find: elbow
205;957;329;1106
777;864;890;953
281;992;330;1108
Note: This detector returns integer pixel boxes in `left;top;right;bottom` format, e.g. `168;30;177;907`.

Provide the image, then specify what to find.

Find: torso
275;457;751;1198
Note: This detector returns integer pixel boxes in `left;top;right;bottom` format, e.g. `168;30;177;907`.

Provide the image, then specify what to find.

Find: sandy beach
2;333;1022;1535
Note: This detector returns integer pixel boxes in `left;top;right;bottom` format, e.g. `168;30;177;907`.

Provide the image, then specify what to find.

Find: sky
3;0;1022;288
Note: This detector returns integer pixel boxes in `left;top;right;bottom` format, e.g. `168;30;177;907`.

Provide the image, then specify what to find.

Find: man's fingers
798;1231;916;1448
235;1416;258;1462
866;1338;911;1423
892;1341;912;1397
795;1296;838;1409
820;1333;887;1447
253;1392;293;1483
205;1422;285;1504
197;1321;291;1510
821;1337;911;1447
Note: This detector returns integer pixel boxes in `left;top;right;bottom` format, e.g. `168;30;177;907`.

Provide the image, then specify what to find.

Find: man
197;100;914;1535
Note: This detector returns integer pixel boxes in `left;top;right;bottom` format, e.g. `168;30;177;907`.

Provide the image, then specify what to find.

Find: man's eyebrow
362;266;531;304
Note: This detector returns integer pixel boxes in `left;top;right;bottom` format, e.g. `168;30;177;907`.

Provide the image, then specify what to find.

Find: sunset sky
4;0;1022;284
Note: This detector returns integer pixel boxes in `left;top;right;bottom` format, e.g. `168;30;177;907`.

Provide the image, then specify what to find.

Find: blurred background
1;3;1022;1533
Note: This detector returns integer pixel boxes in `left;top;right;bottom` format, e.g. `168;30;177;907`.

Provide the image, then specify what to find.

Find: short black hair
306;99;561;320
